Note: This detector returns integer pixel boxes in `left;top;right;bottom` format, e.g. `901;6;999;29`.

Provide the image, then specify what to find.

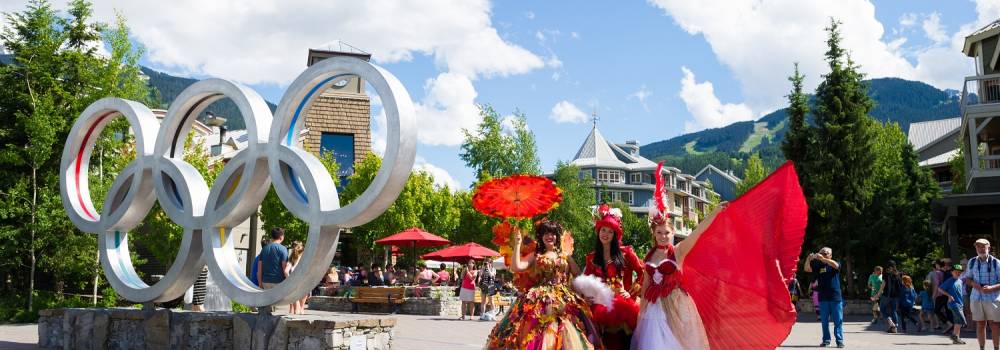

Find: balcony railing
962;74;1000;111
978;155;1000;171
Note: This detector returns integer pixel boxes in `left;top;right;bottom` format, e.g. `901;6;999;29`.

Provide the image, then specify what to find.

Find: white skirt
459;287;476;302
631;298;685;350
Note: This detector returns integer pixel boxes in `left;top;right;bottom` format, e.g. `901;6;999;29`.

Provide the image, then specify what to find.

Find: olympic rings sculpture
59;57;416;307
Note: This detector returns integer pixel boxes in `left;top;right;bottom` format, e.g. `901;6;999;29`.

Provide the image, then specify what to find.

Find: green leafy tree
258;151;339;244
736;153;765;196
0;0;154;311
611;201;650;257
460;106;541;182
949;145;966;194
340;153;457;266
546;162;597;264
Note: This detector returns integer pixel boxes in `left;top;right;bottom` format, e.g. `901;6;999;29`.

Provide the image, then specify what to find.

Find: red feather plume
654;161;666;214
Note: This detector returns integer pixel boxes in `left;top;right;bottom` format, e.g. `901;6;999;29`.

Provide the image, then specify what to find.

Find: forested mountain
640;78;960;177
143;67;277;130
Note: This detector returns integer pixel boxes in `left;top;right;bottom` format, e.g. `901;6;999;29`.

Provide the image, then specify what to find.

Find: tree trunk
94;150;103;306
92;251;99;306
28;166;36;312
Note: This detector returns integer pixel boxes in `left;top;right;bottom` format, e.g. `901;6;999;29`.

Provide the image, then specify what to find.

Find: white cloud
549;100;589;124
535;31;546;42
922;12;948;44
628;85;654;111
678;67;753;132
546;54;563;69
0;1;548;149
646;0;986;115
414;156;461;189
525;11;536;20
413;73;481;146
571;32;580;39
899;13;918;28
13;0;541;86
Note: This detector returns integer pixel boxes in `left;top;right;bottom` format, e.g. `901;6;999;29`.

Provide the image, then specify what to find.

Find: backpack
968;257;1000;283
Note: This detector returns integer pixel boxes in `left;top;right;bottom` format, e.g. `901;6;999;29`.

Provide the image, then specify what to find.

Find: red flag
682;161;808;349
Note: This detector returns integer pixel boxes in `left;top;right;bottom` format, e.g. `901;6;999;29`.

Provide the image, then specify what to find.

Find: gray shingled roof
970;19;1000;38
571;125;657;170
907;117;961;151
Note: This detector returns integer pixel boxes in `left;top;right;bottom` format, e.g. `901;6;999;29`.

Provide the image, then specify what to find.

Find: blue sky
2;0;995;189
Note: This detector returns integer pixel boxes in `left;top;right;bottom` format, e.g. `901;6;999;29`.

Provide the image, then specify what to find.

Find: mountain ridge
638;78;960;176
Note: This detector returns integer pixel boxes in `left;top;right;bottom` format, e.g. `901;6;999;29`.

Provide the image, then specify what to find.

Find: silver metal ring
60;57;416;306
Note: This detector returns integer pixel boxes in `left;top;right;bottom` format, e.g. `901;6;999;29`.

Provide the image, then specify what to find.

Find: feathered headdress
594;203;624;243
648;161;670;227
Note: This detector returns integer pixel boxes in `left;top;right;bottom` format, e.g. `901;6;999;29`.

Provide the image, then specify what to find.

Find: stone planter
37;308;395;350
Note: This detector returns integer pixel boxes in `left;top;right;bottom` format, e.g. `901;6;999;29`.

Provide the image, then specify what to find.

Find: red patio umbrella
422;242;501;263
376;228;450;267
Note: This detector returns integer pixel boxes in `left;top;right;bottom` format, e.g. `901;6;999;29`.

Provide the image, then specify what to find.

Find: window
599;190;634;205
619;191;633;205
630;173;643;184
597;169;625;183
320;132;355;185
674;196;682;208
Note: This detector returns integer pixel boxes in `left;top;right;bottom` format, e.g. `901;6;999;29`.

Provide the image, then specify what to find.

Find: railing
978;155;1000;171
962;74;1000;110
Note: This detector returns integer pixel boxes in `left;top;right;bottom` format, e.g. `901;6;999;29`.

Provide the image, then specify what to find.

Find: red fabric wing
682;161;807;349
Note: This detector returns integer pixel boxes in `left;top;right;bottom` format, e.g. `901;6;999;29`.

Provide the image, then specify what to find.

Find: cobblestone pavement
2;312;994;349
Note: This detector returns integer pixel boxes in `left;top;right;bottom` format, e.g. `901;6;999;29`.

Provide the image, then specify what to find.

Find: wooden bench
349;287;405;314
473;290;513;313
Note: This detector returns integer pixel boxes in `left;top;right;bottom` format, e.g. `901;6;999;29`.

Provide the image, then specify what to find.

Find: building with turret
561;122;724;237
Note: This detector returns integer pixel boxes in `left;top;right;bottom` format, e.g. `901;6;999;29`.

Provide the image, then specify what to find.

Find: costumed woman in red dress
631;161;809;349
585;204;643;350
486;219;605;350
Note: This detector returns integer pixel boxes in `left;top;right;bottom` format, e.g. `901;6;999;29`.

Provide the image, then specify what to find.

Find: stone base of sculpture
37;308;395;350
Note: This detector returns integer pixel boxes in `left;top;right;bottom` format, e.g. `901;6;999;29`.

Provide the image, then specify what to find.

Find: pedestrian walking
868;266;883;324
939;264;968;345
919;280;936;332
899;275;920;332
872;261;903;333
933;258;955;330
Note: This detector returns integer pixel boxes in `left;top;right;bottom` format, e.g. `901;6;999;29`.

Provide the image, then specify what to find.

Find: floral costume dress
487;252;603;350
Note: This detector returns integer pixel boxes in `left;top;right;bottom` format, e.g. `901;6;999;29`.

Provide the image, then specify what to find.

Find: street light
204;112;227;147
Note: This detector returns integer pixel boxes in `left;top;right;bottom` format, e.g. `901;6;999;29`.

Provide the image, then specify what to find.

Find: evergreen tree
782;63;811;168
0;0;155;311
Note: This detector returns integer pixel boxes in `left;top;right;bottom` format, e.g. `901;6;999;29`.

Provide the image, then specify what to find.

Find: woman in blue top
898;275;920;332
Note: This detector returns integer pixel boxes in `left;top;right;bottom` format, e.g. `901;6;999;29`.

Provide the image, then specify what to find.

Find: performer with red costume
631;161;808;349
585;204;644;350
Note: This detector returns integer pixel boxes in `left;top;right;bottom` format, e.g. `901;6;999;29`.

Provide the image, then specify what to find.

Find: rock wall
307;296;461;316
37;308;395;350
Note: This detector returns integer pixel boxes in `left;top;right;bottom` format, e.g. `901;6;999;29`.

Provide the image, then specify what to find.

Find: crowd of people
247;227;519;318
802;238;1000;350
